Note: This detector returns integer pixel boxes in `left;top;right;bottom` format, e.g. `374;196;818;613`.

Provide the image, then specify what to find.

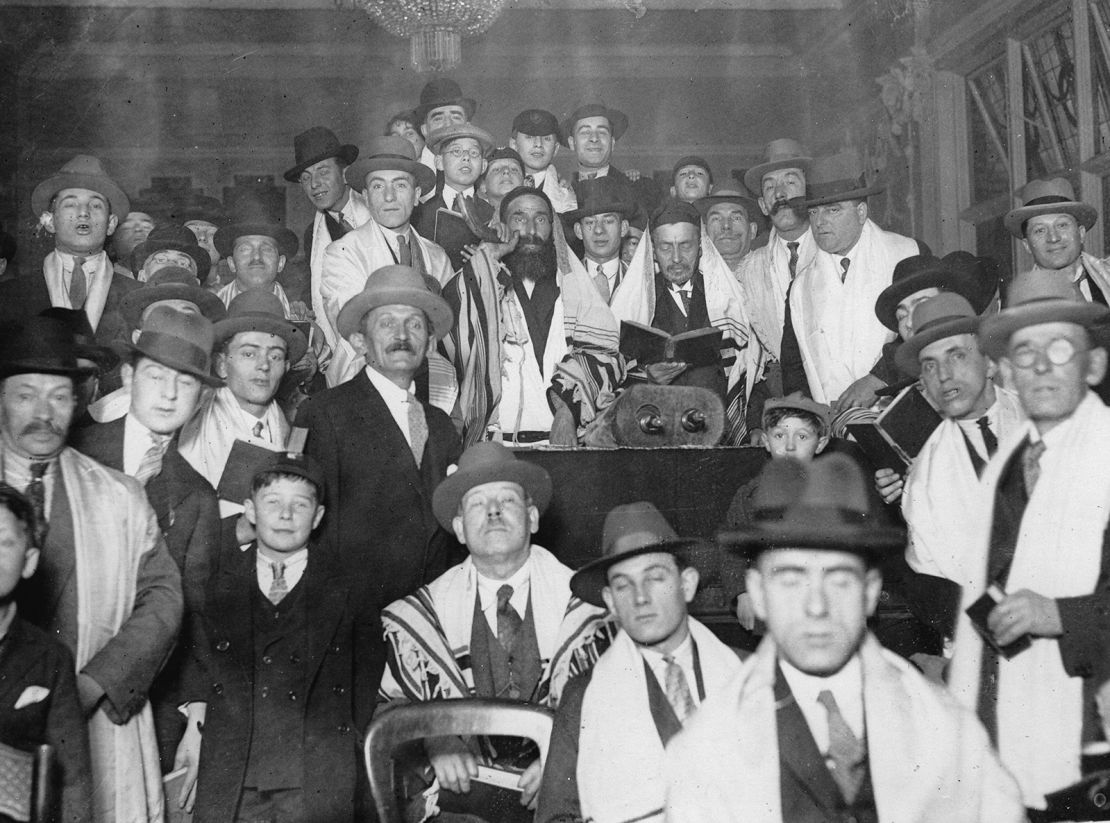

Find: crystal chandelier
343;0;505;72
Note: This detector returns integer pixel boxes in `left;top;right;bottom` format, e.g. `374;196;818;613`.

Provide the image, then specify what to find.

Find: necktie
780;242;807;395
678;289;692;316
252;420;265;440
69;256;87;309
584;171;598;180
977;416;998;457
496;584;523;650
1084;272;1109;306
786;241;800;280
1022;438;1046;496
134;433;170;485
268;562;288;605
839;257;851;282
324;210;351;241
524;174;535;188
593;263;611;303
397;234;412;267
24;462;49;548
406;397;428;466
817;689;867;804
452;193;466;215
663;655;696;725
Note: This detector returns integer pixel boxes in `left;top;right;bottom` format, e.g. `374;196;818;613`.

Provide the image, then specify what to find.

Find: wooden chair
0;743;54;822
363;698;555;823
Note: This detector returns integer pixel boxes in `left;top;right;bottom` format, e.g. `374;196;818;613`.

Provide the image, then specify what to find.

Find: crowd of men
2;73;1110;823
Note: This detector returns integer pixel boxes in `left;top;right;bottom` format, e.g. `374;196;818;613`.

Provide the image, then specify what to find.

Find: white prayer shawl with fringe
58;447;166;823
537;165;578;214
902;387;1025;586
665;633;1024;823
949;391;1110;809
789;219;916;403
309;188;373;352
42;250;114;331
379;545;613;708
319;219;452;386
577;619;741;823
737;227;817;361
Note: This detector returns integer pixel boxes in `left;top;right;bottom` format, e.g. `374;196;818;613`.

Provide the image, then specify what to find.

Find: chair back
363;698;555;823
0;743;54;822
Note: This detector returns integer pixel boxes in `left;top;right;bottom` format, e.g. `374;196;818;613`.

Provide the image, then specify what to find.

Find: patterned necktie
663;655;696;724
524;174;536;188
24;462;49;548
786;241;800;281
252;420;265;440
839;257;851;282
69;256;87;309
134;433;170;485
817;689;867;804
324;210;351;241
496;584;523;650
406;396;428;466
268;562;288;605
977;416;998;457
397;234;412;267
593;263;611;303
1022;438;1046;496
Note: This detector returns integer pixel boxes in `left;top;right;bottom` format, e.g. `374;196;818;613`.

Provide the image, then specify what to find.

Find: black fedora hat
570;501;699;607
125;305;223;387
413;78;478;124
432;442;552;530
38;308;119;374
283;126;359;183
213;205;299;260
565;176;636;224
802;154;884;208
130;223;212;283
561;104;629;147
874;254;984;333
120;266;227;332
0;316;96;379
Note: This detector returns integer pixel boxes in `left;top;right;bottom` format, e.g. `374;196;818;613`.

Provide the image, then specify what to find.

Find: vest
651;272;727;401
244;578;308;791
469;591;542;703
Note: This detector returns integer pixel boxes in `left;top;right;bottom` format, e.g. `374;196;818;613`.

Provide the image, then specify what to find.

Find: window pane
1091;0;1110;155
1022;12;1078;178
968;60;1011;203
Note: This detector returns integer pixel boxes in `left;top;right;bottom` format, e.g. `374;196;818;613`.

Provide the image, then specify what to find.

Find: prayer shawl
949;391;1110;809
320;219;452;386
609;223;764;444
578;619;741;823
43;250;114;331
789;220;916;403
308;188;372;351
58;447;165;823
536;165;578;214
902;387;1025;586
216;279;293;316
177;386;290;517
440;219;623;446
379;545;613;708
665;633;1024;823
737;227;817;361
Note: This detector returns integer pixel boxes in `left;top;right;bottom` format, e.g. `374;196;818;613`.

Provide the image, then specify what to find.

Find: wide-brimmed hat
130;223;212;283
283;126;359;183
31;155;130;218
413;78;478;124
120;265;227;332
336;264;453;341
980;271;1110;359
762;391;833;428
125;305;223;386
894;293;982;376
803;154;884;208
345;136;437;196
742;139;813;199
874;253;993;332
432;441;553;530
570;501;699;607
720;454;904;558
426;123;496;157
214;290;307;363
511;109;562;142
1002;177;1099;238
213;206;299;260
565;176;636;223
0;316;96;379
561;104;629;147
38;308;119;374
694;188;761;224
253;451;326;497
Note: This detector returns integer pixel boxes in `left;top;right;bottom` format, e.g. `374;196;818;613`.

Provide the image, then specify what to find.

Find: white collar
365;365;414;404
779;653;862;713
475;557;532;613
639;626;694;668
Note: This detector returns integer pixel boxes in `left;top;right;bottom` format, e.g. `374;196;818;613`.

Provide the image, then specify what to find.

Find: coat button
261;686;270;698
212;683;223;695
329;644;341;654
879;591;890;603
333;685;346;696
337;723;351;734
288;691;298;701
262;655;273;665
216;640;230;652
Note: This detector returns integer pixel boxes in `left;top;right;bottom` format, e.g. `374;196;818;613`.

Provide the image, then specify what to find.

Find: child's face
0;508;38;602
763;416;827;462
245;477;324;555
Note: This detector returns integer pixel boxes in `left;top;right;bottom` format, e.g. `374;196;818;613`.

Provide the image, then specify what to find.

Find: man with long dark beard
441;186;623;446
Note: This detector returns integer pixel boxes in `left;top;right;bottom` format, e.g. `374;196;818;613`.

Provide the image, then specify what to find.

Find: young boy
0;485;91;823
174;453;385;823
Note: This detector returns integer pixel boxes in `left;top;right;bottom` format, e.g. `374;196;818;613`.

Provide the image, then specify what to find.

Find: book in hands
619;320;724;368
215;439;279;504
965;583;1032;659
844;382;942;472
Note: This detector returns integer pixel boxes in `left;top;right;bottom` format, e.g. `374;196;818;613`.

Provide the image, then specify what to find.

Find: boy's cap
253;452;325;496
762;392;832;428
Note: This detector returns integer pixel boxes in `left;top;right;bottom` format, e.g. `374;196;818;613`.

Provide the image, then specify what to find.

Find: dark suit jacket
185;544;385;823
298;370;464;607
412;188;495;272
0;617;92;823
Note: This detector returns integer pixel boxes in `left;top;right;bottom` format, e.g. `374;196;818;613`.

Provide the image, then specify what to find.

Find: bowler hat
720;454;904;558
512;109;562;142
345;136;437;196
125;305;223;386
120;266;227;332
38;308;119;374
31;155;130;219
561;104;629;146
693;188;761;224
979;270;1110;359
565;176;636;224
803;154;884;208
432;442;552;530
213;205;299;260
874;253;993;333
0;316;95;379
413;78;478;124
570;501;699;607
283;126;359;183
130;223;212;283
214;290;308;364
336;264;453;341
894;293;982;377
1002;177;1098;238
742;139;813;199
253;451;326;496
426;123;496;157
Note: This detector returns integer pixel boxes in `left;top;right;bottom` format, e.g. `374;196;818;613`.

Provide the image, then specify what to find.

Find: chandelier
342;0;505;72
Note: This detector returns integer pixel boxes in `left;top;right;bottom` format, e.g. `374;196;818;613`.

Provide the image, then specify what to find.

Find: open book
844;382;942;472
619;320;724;368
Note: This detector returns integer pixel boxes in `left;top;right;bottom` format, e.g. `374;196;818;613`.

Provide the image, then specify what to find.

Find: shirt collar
256;546;309;572
638;627;694;669
475;556;532;613
0;444;59;487
365;364;414;402
779;653;862;711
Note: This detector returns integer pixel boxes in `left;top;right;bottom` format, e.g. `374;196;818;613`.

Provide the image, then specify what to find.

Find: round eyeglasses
1008;337;1085;369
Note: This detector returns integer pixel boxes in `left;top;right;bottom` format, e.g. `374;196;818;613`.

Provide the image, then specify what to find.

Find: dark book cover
845;383;941;472
215;439;278;504
619;320;723;368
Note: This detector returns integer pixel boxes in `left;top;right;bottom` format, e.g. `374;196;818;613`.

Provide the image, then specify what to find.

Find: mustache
515;233;546;250
769;197;808;220
21;421;64;438
386;340;415;354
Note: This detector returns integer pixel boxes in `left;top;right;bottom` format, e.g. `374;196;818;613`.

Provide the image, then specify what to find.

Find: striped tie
69;256;87;309
268;562;288;605
134;433;169;485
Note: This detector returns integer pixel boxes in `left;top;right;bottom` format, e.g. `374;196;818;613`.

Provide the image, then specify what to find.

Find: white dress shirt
669;283;694;316
0;450;58;518
475;562;531;636
954;393;1005;463
122;413;167;476
442;186;476;212
256;547;309;594
365;365;419;448
779;655;864;754
640;631;700;710
587;257;622;297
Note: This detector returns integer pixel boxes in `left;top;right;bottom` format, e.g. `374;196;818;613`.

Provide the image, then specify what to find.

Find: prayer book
162;767;194;823
619;320;724;368
216;439;276;504
844;382;941;472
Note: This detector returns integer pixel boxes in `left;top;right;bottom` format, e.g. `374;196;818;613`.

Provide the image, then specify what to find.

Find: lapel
0;620;43;707
352;371;424;491
303;548;348;691
95;416;126;469
642;660;683;745
209;543;256;674
773;666;844;818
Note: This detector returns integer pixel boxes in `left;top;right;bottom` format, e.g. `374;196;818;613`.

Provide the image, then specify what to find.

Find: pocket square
14;686;49;710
